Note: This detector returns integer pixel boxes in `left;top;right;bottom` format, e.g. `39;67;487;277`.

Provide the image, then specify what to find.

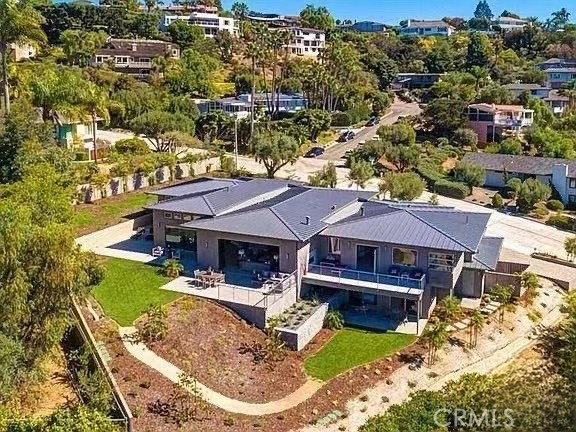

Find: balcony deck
303;265;425;300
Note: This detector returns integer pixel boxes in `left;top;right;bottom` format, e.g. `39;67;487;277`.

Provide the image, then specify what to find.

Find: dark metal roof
148;177;245;198
464;237;504;271
321;201;491;253
148;178;300;216
462;152;576;177
182;188;374;241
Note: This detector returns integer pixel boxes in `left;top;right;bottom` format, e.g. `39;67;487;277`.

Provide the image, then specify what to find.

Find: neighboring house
161;11;238;36
54;113;100;161
393;73;444;89
502;83;551;99
399;19;455;37
465;103;534;145
92;38;180;77
461;152;576;206
340;21;388;33
197;92;308;118
544;90;570;115
145;177;507;334
9;42;36;61
247;14;301;28
491;16;527;31
284;27;325;57
537;58;576;89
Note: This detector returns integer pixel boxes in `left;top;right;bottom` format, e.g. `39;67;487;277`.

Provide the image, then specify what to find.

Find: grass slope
92;257;181;326
304;328;416;381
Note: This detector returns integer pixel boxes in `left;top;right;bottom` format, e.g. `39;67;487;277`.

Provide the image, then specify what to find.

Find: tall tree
0;0;46;113
231;1;248;20
252;131;299;178
81;82;109;164
299;5;335;32
348;158;374;190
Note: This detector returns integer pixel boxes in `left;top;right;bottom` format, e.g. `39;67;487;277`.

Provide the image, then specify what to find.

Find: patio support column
417;298;421;335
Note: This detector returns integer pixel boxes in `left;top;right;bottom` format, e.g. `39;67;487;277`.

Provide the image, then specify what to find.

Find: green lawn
72;192;157;235
304;328;416;381
92;257;181;326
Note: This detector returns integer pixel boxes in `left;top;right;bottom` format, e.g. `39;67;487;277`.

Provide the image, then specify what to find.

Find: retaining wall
277;303;328;351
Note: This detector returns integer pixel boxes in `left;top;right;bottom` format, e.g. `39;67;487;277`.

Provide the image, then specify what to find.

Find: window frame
569;178;576;189
329;237;341;255
164;212;173;219
392;247;418;267
428;252;455;272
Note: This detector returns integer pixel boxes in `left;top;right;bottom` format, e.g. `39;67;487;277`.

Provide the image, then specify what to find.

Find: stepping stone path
447;301;501;332
315;410;343;426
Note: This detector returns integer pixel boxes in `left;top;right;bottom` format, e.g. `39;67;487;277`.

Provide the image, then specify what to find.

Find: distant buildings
92;38;180;77
197;93;308;118
465;104;534;145
9;43;36;61
161;11;238;37
537;58;576;89
54;112;101;161
399;19;455;37
503;83;570;115
339;21;388;33
392;73;444;89
490;16;527;31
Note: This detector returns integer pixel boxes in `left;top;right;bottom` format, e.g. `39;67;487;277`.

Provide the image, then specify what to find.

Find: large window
329;237;341;255
165;227;196;252
392;248;418;267
429;252;455;272
569;178;576;189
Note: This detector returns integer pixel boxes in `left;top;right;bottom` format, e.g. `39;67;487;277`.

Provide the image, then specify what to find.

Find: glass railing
306;264;426;290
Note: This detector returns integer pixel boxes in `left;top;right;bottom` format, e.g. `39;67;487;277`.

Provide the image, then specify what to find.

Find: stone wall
77;158;219;203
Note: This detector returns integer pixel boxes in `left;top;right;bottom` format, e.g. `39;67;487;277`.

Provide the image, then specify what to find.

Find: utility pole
234;115;239;171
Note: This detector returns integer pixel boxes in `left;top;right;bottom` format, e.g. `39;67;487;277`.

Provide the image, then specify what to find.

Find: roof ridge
326;206;403;229
269;207;305;241
202;195;216;215
406;209;475;252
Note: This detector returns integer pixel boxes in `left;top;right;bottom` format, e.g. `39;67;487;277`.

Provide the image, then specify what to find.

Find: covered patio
342;308;428;336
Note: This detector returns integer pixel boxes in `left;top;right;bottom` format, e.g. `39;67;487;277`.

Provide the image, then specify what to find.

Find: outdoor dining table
197;272;225;288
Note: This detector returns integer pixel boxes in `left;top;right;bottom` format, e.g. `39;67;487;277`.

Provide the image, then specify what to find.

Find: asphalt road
318;99;422;161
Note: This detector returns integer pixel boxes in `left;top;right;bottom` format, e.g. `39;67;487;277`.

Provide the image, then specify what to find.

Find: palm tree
81;82;110;164
559;79;576;113
163;259;184;278
245;41;260;138
0;0;46;113
490;284;515;323
422;319;449;365
517;271;541;306
468;310;485;348
231;2;249;20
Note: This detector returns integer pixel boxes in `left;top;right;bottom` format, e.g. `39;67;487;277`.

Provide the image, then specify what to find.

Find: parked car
305;147;325;158
366;116;381;127
337;130;355;142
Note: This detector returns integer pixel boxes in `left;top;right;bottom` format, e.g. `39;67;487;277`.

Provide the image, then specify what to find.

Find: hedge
547;214;576;232
331;111;352;127
434;179;470;199
415;166;444;188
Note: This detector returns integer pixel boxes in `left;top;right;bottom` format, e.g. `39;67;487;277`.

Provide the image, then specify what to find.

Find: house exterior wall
152;209;201;246
545;71;576;89
161;13;237;36
400;25;453;37
286;28;325;57
468;120;491;144
194;230;300;274
455;268;485;298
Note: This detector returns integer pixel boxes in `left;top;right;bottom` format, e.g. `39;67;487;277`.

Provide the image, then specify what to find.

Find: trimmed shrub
415;166;444;188
492;193;504;209
75;151;89;161
547;214;576;231
331;111;352;127
546;199;564;211
115;137;150;155
434;179;469;199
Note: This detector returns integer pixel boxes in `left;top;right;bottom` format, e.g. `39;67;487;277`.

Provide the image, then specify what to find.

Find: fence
77;157;219;203
71;299;133;431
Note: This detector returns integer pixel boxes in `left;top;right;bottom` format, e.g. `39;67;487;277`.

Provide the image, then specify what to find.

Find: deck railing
306;264;426;291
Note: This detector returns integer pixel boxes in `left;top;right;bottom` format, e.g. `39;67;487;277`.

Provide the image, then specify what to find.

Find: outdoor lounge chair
410;268;424;280
388;265;400;276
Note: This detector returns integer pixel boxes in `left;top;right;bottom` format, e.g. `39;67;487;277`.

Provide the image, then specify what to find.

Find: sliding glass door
356;245;378;273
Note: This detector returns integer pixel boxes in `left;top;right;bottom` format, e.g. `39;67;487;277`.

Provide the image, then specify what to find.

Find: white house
161;11;237;37
491;16;527;31
285;27;325;57
399;19;454;37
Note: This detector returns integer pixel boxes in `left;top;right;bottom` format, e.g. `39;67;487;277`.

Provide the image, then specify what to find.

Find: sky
221;0;574;25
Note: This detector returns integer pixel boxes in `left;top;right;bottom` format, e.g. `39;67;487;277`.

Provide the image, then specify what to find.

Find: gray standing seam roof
148;177;244;198
321;202;490;253
181;188;375;241
463;237;504;271
147;178;299;216
462;152;576;177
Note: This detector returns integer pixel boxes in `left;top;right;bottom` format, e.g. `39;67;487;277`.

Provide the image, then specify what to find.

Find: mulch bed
137;297;310;403
84;304;426;432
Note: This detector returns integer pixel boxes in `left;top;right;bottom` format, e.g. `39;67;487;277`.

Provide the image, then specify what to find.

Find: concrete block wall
77;158;219;203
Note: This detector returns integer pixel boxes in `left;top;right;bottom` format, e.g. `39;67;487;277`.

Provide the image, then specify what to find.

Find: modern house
544;90;570;115
284;27;325;57
339;21;388;33
465;104;534;145
161;11;238;36
399;19;455;37
462;152;576;206
146;177;507;334
502;83;551;99
490;16;527;31
197;92;308;118
537;58;576;89
393;73;444;89
92;38;180;77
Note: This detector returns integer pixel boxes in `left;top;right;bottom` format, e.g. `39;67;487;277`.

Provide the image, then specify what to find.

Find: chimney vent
304;216;310;225
360;207;365;216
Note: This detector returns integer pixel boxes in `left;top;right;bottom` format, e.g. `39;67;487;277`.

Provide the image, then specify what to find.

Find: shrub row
331;104;372;126
434;179;470;199
547;214;576;232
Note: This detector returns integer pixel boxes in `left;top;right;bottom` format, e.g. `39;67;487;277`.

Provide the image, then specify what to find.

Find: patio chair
410;268;424;280
388;265;400;276
192;270;201;288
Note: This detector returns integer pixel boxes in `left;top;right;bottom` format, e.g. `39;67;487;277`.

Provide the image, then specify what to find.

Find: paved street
318;99;422;161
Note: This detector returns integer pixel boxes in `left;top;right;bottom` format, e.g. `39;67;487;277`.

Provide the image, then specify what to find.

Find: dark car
366;116;381;127
337;130;355;142
305;147;325;158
